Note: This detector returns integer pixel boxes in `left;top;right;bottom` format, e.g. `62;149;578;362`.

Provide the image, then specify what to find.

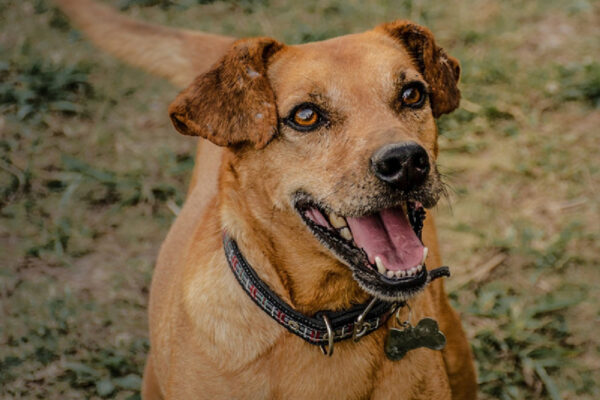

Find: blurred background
0;0;598;398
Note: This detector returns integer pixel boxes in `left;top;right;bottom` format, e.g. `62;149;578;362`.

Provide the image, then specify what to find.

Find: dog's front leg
421;216;477;399
433;280;478;399
142;352;164;400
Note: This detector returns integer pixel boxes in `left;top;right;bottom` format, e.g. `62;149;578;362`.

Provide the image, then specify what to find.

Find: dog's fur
55;1;477;398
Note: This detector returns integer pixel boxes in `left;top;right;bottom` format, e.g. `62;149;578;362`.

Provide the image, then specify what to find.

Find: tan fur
378;22;462;118
54;0;234;88
169;38;284;148
54;1;477;398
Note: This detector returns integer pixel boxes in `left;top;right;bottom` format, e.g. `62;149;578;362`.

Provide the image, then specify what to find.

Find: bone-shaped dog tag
385;318;446;361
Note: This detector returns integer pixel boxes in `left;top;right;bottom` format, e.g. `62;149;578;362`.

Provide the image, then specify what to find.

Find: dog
56;0;478;398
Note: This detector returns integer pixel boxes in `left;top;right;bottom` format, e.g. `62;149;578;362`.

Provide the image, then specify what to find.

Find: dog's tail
54;0;235;87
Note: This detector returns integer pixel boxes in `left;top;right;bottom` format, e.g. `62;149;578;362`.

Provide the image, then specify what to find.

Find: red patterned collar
223;233;400;356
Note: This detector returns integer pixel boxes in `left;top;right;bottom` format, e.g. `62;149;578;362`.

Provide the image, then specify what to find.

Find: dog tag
385;317;446;361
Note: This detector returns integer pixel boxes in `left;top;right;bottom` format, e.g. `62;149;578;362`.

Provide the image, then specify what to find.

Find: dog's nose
371;142;430;189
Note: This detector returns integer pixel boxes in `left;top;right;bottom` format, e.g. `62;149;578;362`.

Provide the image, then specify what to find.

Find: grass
1;0;598;398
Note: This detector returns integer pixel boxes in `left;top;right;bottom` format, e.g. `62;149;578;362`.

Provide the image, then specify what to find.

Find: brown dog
56;1;477;398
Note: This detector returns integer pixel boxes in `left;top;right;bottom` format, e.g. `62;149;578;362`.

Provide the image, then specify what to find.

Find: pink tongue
346;207;424;271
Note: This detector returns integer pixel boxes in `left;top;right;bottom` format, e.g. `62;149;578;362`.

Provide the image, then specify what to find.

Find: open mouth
294;193;430;300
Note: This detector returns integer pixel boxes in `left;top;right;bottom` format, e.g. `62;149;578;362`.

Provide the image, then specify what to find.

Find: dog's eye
400;83;427;108
295;108;318;126
286;103;325;132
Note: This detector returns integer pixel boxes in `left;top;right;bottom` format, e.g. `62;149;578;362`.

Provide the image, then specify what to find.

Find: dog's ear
379;21;461;117
168;37;284;149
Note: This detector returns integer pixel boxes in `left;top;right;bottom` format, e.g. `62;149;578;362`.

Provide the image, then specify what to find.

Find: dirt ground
1;0;598;399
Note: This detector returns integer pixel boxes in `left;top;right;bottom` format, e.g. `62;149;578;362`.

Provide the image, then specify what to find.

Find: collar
223;233;400;354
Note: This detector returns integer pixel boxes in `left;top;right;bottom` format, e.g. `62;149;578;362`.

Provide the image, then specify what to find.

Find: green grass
1;0;599;398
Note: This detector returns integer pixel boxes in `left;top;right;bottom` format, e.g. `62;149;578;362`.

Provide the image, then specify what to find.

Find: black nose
371;142;430;189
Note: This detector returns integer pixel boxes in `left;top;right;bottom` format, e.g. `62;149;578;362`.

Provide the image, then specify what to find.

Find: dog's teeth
386;270;395;278
339;227;353;241
328;212;347;229
400;270;406;277
416;264;422;272
394;270;403;278
375;256;386;274
410;267;417;276
421;247;429;265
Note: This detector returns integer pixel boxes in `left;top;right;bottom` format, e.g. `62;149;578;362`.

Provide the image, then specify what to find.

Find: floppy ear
379;21;461;117
168;37;284;149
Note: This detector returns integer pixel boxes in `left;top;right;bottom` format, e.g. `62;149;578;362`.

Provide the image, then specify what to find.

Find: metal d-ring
320;315;334;357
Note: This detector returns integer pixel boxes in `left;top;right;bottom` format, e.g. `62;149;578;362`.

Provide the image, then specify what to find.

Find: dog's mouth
294;193;429;301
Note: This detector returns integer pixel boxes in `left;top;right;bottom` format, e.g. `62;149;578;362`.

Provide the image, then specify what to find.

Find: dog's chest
166;324;452;399
245;332;453;400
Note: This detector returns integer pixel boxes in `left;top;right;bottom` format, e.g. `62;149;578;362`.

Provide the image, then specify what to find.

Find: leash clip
352;297;379;342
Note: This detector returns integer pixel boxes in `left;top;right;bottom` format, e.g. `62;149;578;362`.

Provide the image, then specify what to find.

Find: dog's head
169;21;460;303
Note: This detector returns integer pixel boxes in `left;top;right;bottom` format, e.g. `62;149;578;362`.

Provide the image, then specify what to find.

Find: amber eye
286;103;325;132
294;107;318;126
400;83;426;108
